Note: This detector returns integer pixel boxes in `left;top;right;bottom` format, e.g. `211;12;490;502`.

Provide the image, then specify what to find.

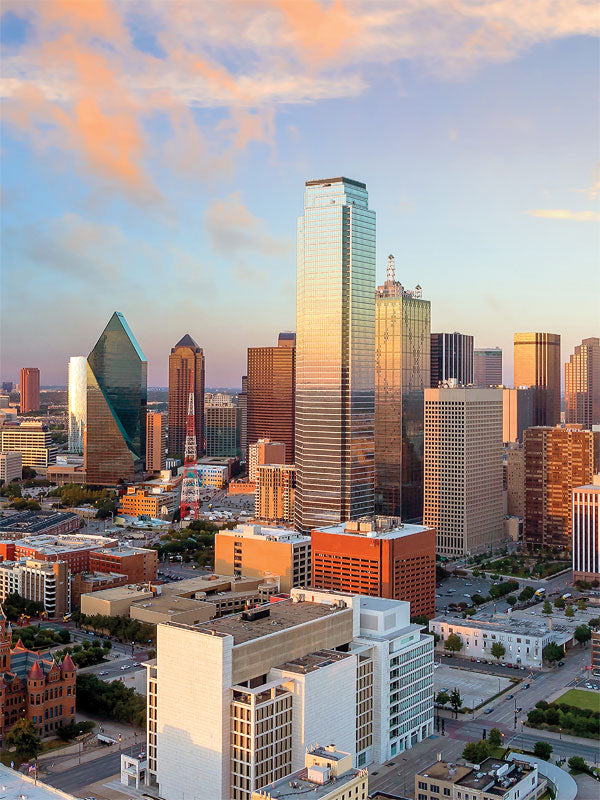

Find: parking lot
435;575;494;611
510;600;600;632
434;664;513;710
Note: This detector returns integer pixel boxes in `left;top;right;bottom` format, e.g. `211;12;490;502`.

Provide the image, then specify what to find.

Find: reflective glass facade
168;334;205;459
86;312;147;485
430;332;473;387
295;177;376;531
514;332;561;426
68;356;87;454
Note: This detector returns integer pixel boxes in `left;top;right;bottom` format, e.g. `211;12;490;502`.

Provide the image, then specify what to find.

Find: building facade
524;425;594;550
502;387;534;444
86;312;147;485
248;439;286;482
474;347;502;387
118;487;176;519
504;444;525;518
565;337;600;429
514;332;561;427
168;334;205;459
146;412;167;473
430;333;473;387
572;479;600;583
67;356;87;454
20;367;40;414
424;387;504;558
0;422;57;469
592;630;600;676
295;177;376;532
0;533;118;572
255;463;296;524
0;451;22;483
415;757;544;800
0;511;81;539
0;559;70;615
239;375;248;458
205;403;240;457
88;546;158;582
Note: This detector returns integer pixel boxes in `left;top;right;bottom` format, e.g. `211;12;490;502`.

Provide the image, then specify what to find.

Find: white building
0;450;22;483
194;462;229;488
573;477;600;583
68;356;87;454
0;558;71;615
145;588;433;800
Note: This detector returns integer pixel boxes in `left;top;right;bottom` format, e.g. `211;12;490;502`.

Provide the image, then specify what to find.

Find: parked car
522;683;530;689
507;694;514;700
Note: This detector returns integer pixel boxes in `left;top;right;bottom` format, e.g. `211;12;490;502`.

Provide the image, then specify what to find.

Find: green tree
574;625;591;646
436;691;450;706
577;598;587;611
519;586;535;602
488;728;502;748
588;617;600;629
565;604;575;618
542;600;552;615
6;719;42;763
449;688;462;718
444;633;463;654
506;595;517;606
534;741;553;760
542;642;563;663
462;740;490;763
554;597;565;609
568;755;587;773
490;642;506;660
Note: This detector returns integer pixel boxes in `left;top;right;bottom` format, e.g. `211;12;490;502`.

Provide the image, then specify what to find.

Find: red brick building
89;546;158;582
311;517;436;617
0;534;118;574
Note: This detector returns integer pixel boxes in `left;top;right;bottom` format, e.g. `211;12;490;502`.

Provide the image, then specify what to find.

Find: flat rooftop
0;510;79;533
92;546;151;556
418;761;471;783
83;585;153;601
222;523;310;544
315;515;432;540
132;595;208;613
258;765;361;799
275;649;352;675
0;764;77;800
163;574;263;597
432;615;569;638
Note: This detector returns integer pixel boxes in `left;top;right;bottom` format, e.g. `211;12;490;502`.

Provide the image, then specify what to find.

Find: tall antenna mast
180;374;200;522
387;253;395;283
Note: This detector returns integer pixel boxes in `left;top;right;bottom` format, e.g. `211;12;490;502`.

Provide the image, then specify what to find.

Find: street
43;744;143;793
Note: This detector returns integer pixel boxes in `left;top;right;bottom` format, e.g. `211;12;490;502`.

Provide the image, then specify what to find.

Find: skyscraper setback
19;367;40;413
430;332;474;387
295;177;376;532
168;334;205;459
513;332;561;426
565;337;600;429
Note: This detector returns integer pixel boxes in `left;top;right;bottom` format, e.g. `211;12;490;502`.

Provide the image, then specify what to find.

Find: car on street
484;708;494;714
507;694;513;700
522;683;530;689
558;661;565;667
121;665;130;670
98;671;108;676
516;707;522;712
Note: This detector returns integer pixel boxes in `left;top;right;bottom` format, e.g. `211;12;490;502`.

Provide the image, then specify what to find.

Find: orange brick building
89;546;158;582
311;516;436;617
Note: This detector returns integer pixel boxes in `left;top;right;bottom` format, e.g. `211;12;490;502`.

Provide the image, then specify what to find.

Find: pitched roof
174;333;199;349
61;653;76;672
12;638;26;651
28;660;44;680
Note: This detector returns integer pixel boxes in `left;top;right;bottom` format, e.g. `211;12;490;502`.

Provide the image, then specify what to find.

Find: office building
1;382;13;394
375;256;430;519
414;757;544;800
514;332;561;426
145;588;433;799
430;333;473;387
0;396;9;408
248;438;286;482
67;356;87;454
215;523;310;592
0;559;70;615
424;387;504;558
311;516;435;617
524;425;594;550
0;422;57;469
504;444;525;517
118;486;177;519
255;463;296;524
572;477;600;583
205;403;240;457
89;545;158;582
474;347;502;387
239;375;248;457
20;367;40;413
168;334;205;458
194;462;229;488
146;411;166;473
253;745;368;800
565;337;600;429
247;334;295;464
71;570;128;608
502;387;534;443
0;451;22;483
296;177;376;532
86;312;147;485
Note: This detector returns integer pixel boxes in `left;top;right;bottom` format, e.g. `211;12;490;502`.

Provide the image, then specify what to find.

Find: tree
568;756;587;773
554;597;565;609
449;688;462;718
577;598;587;611
436;691;450;706
507;595;517;606
542;642;563;663
519;586;535;602
471;594;485;606
6;719;42;763
542;600;552;615
444;633;463;654
463;740;490;763
534;741;553;760
488;728;502;748
574;625;591;646
22;466;37;479
491;642;506;660
588;617;600;629
565;604;575;618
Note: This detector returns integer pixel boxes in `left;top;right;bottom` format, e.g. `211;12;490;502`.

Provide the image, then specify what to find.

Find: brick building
0;534;118;573
71;571;129;608
89;546;158;582
0;511;81;540
118;487;177;518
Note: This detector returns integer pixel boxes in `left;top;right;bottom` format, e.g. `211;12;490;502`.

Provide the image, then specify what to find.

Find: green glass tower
86;312;147;485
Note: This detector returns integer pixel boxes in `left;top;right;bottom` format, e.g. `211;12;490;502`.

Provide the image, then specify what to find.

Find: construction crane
180;375;200;522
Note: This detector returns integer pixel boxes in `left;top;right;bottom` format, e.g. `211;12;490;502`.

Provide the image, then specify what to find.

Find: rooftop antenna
387;253;395;283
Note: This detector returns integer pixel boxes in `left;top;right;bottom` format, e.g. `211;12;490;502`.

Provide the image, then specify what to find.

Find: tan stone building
504;444;525;517
415;756;545;800
146;411;166;473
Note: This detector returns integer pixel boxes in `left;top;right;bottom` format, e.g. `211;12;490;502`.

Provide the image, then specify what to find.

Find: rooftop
131;595;210;614
275;649;352;675
83;585;153;601
418;758;535;794
221;523;310;544
314;515;432;540
431;614;569;638
92;545;153;556
305;176;366;189
0;764;77;800
0;510;79;534
8;532;118;554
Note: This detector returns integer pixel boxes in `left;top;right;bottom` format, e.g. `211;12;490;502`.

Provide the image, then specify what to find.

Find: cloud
205;192;291;257
526;209;600;222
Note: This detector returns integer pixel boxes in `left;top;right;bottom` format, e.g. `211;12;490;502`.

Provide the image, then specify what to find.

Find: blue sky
1;1;598;388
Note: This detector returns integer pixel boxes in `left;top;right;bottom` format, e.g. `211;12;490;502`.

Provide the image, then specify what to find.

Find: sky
1;0;599;389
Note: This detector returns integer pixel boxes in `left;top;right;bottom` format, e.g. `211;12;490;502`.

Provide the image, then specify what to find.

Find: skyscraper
430;332;474;387
85;312;147;485
295;177;376;532
247;333;295;463
19;367;40;414
67;356;87;454
502;387;534;443
146;411;167;473
204;402;240;457
168;334;205;459
565;337;600;429
513;332;561;426
239;374;247;457
375;255;430;519
474;347;502;386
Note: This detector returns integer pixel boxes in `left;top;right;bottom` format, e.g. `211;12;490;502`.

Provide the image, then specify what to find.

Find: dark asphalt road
44;744;143;793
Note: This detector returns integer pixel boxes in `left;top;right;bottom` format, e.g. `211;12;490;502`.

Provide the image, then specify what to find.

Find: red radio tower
180;375;200;522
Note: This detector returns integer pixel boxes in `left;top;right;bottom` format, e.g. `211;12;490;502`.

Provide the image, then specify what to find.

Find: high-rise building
572;476;600;584
295;177;376;532
375;255;430;520
424;387;504;558
430;333;473;387
19;367;40;414
524;425;594;550
85;312;147;486
311;516;436;617
0;559;70;615
565;337;600;429
168;334;205;459
145;588;433;799
502;387;534;443
205;403;240;457
1;382;13;394
248;438;286;482
474;347;502;386
67;356;87;454
255;463;296;524
513;332;561;426
504;444;525;517
146;412;166;473
247;334;295;464
0;451;22;483
0;422;57;469
239;375;248;458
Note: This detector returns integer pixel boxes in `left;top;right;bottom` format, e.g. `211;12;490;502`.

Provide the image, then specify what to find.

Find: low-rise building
0;422;57;470
0;558;71;615
0;533;117;573
0;510;81;539
89;545;158;582
592;630;600;676
119;487;177;519
415;756;545;800
46;463;87;485
70;570;129;607
228;479;255;494
194;463;229;489
0;451;22;483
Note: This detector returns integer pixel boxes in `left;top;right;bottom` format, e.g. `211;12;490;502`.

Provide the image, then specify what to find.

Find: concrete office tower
424;387;504;558
67;356;87;454
502;387;534;443
247;333;295;464
146;588;433;799
0;422;57;470
514;332;561;426
239;375;247;457
248;438;286;482
504;444;525;517
0;451;22;483
572;477;600;583
375;256;430;520
524;425;594;551
168;334;205;459
19;367;40;413
565;337;600;429
430;333;473;387
205;403;240;457
255;463;296;524
474;347;502;386
146;412;166;473
86;312;147;486
295;177;376;532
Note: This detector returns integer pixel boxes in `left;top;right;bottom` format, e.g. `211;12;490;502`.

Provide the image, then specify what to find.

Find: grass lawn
555;689;600;712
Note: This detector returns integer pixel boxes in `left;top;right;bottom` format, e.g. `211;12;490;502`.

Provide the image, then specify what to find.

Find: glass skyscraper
86;312;147;485
295;177;376;532
67;356;87;454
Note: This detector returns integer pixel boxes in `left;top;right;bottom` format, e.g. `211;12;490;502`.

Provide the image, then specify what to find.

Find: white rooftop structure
316;515;432;540
223;523;310;544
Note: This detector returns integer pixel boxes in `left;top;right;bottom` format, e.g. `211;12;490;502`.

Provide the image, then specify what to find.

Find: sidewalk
521;724;600;749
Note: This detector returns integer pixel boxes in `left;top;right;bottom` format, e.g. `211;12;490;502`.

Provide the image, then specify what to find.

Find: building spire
387;254;395;283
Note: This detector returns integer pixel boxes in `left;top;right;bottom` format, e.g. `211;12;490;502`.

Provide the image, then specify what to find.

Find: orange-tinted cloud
526;209;600;222
36;0;127;43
